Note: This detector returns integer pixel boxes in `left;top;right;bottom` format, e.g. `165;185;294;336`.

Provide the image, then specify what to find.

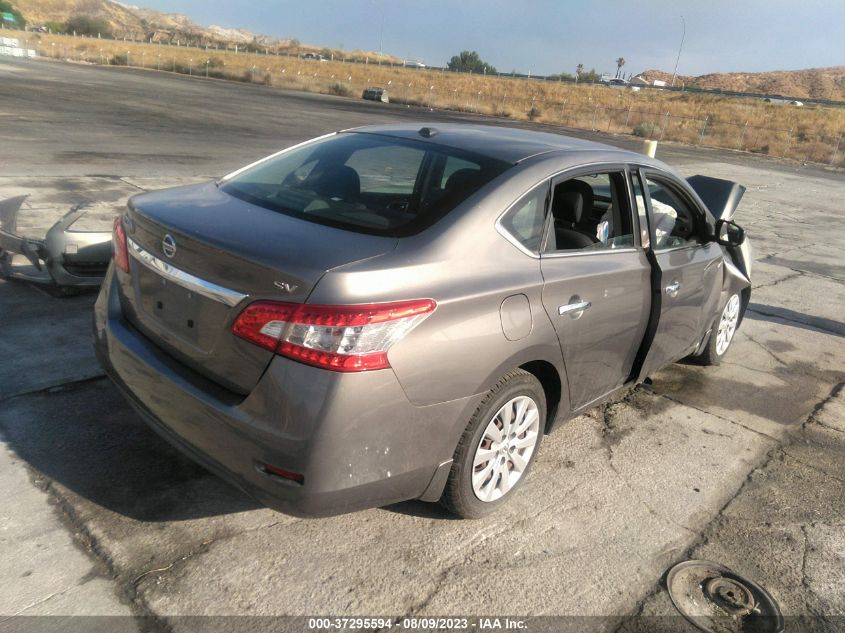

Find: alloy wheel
716;294;741;355
471;395;540;502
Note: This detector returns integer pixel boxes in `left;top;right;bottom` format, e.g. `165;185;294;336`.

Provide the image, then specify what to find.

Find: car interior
225;135;509;235
644;178;701;248
548;173;635;251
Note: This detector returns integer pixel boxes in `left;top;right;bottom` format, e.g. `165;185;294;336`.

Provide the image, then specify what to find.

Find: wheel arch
519;359;564;433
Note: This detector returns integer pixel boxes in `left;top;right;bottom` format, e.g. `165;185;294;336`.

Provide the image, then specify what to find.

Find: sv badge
273;280;299;293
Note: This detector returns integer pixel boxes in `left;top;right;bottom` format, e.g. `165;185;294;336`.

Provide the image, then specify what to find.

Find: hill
639;66;845;102
9;0;398;60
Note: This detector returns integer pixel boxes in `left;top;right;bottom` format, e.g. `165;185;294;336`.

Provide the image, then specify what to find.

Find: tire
440;369;546;519
699;292;741;366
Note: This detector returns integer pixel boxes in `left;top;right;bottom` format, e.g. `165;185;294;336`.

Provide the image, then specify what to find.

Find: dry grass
12;31;845;166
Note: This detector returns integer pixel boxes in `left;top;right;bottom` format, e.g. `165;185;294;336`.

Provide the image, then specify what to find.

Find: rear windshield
220;132;510;236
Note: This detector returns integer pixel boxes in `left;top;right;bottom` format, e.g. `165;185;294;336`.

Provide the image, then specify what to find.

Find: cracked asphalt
1;57;843;631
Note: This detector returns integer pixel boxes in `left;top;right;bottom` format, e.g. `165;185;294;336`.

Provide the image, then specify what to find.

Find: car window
345;145;424;194
220;133;510;237
643;176;701;249
499;186;547;253
441;156;480;188
546;171;634;252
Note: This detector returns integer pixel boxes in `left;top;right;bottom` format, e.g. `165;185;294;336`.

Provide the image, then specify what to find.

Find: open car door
633;169;723;378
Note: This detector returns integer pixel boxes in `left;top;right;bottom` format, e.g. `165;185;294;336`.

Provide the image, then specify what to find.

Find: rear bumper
93;267;476;517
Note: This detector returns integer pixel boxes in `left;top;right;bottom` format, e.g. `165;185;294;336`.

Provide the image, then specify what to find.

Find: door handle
664;281;681;297
558;300;591;316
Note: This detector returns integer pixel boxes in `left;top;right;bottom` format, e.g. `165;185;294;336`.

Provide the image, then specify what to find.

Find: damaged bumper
0;195;112;288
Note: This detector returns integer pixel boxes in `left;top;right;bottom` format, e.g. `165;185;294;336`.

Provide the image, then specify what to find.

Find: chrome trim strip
126;237;248;307
218;132;337;183
541;247;638;259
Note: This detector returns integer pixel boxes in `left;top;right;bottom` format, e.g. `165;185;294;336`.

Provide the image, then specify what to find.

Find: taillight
112;216;130;273
232;299;436;372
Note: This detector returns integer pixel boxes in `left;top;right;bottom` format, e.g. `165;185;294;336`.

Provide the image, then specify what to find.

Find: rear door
539;166;651;410
633;169;723;376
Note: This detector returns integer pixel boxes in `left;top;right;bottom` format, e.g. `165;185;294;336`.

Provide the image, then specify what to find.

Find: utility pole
670;15;685;87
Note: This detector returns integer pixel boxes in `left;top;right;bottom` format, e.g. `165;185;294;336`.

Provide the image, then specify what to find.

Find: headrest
313;165;360;200
444;168;481;193
553;180;594;224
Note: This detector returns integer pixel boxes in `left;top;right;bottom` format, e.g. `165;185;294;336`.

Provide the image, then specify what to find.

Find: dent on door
642;243;723;374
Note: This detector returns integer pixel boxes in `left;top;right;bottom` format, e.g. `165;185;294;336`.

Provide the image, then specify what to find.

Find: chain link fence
21;35;845;168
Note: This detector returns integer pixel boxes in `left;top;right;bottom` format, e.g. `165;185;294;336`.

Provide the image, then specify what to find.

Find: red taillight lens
112;216;130;273
232;299;436;372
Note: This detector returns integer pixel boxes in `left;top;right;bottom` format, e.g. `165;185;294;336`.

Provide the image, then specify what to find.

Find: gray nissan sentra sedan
94;123;752;518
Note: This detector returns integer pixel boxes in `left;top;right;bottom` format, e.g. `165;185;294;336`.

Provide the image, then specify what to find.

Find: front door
635;171;723;377
539;168;651;410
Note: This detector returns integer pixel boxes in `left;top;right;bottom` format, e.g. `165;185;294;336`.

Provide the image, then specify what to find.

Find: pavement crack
802;381;844;431
1;586;73;620
118;177;148;191
815;419;845;435
131;541;213;587
0;374;107;404
744;334;788;366
614;442;782;632
781;449;845;486
657;393;779;442
751;271;802;290
131;518;290;588
25;479;171;632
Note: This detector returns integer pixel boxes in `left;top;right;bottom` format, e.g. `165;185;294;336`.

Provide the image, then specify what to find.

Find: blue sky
137;0;845;76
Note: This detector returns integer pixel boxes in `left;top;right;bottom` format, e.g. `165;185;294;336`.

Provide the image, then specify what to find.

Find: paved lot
1;57;843;631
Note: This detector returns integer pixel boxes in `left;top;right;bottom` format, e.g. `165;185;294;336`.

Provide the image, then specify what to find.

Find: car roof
344;123;639;164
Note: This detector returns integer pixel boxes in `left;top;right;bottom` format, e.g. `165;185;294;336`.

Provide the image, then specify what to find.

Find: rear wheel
440;370;545;519
699;293;741;365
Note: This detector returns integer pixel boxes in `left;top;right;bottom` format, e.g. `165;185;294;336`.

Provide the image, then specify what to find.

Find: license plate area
134;265;229;350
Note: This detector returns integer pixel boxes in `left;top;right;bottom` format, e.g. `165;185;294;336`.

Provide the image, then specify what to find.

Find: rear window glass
220;133;510;236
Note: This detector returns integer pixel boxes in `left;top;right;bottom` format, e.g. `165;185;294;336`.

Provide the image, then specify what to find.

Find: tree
575;63;584;83
44;20;64;34
447;50;496;74
615;57;626;79
579;68;601;83
65;15;112;38
0;0;26;28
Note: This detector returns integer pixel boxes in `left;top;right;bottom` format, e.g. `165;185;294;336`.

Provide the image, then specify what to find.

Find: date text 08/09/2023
308;617;528;630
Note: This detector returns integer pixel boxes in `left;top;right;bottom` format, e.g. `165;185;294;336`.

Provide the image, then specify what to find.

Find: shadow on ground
0;377;259;521
747;303;845;338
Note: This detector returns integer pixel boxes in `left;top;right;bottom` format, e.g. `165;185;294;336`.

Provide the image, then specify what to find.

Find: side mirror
715;219;746;247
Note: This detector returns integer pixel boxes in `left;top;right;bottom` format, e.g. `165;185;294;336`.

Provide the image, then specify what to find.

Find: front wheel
699;292;741;365
440;369;545;519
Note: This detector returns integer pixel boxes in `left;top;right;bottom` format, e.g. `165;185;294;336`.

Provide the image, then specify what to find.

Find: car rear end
94;130;509;516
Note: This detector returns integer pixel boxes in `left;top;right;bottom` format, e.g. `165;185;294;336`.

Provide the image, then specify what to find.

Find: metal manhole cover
666;560;784;633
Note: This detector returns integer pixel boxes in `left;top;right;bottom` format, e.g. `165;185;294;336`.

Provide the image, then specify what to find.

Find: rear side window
220;133;510;236
499;186;548;253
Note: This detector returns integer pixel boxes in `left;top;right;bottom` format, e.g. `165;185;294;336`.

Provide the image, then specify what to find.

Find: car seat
552;180;598;249
312;165;361;202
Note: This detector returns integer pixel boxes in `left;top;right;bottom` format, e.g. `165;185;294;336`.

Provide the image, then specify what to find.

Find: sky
137;0;845;77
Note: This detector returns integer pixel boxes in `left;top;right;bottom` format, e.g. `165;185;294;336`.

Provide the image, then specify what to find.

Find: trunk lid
118;181;397;393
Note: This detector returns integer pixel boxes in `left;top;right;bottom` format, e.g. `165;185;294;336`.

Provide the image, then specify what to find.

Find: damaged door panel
0;195;112;289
